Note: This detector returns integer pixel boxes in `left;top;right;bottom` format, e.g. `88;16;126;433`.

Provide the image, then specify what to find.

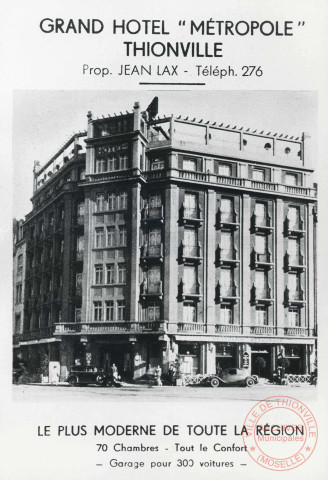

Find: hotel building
13;98;317;381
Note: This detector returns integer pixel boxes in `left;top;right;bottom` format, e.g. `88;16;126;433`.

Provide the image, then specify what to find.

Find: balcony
178;279;202;301
284;252;306;272
284;217;305;236
142;204;164;224
251;285;273;305
284;327;315;337
177;322;207;333
216;246;239;266
217;210;239;230
215;324;242;334
250;325;276;335
180;204;203;226
284;288;306;306
140;243;164;263
18;327;53;342
53;321;165;335
251;249;274;269
179;241;202;264
140;280;163;299
216;282;239;303
251;213;274;233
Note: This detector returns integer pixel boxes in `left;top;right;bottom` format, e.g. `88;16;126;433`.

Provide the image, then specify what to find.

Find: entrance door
251;345;271;378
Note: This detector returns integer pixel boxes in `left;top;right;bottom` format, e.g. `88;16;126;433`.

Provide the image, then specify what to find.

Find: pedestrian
168;363;175;386
52;365;60;385
154;365;162;386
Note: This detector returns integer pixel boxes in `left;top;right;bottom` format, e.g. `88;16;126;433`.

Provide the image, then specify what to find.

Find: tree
254;356;267;377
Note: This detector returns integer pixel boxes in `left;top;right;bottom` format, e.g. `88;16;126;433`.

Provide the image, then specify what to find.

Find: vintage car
207;368;256;387
66;366;113;387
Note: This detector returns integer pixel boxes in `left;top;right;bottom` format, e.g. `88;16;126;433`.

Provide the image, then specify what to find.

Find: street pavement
12;383;317;402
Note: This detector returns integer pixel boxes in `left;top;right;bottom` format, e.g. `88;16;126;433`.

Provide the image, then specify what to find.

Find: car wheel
245;377;255;387
69;376;78;387
96;375;104;385
210;377;220;388
104;378;113;387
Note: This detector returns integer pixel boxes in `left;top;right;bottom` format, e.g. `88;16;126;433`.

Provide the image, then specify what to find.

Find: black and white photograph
1;0;328;478
12;90;318;401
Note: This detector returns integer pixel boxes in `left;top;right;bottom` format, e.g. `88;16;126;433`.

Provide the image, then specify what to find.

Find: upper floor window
220;304;233;324
94;301;102;322
96;193;105;212
184;193;198;217
288;308;300;327
220;197;233;222
106;264;115;284
106;227;115;247
119;226;127;246
117;301;126;321
95;228;104;248
77;202;85;217
183;157;197;171
255;202;267;220
150;158;165;170
118;264;127;284
220;268;233;295
147;303;161;322
17;254;23;274
184;266;197;294
253;168;265;181
255;270;267;290
117;192;128;210
218;163;232;177
183;302;196;323
285;173;298;186
108;193;116;211
95;265;103;285
255;306;268;325
288;206;300;229
105;301;114;321
255;234;267;254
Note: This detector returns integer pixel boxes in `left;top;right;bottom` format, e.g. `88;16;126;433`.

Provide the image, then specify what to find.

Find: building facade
13;98;317;381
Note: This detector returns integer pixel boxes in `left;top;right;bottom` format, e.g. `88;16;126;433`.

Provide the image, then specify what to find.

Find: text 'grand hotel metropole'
13;97;317;381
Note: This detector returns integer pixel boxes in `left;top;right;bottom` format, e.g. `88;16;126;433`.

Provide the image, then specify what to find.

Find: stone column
206;190;216;333
241;195;251;333
276;199;285;334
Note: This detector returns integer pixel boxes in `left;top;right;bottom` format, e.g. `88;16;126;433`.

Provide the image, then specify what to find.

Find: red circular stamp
242;395;318;471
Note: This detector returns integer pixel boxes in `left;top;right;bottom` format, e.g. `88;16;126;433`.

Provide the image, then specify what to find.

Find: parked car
206;368;256;387
66;366;113;387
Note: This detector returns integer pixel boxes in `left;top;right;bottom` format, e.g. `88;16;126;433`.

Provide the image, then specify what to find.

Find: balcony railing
217;210;239;229
215;324;242;334
251;285;273;304
180;204;203;225
251;249;274;268
216;282;239;303
250;325;275;335
142;205;164;222
284;217;305;236
179;241;202;263
284;252;305;271
284;288;305;305
217;246;239;265
177;322;207;333
284;327;308;336
251;213;273;232
178;279;202;300
53;321;165;335
140;280;163;298
141;243;164;261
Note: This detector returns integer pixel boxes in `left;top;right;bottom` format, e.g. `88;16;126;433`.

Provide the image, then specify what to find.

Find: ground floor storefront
14;334;316;382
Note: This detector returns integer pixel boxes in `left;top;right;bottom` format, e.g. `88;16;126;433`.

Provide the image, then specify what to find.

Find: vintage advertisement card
1;0;327;479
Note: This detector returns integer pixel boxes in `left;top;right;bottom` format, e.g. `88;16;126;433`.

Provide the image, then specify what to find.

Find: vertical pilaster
242;195;251;331
129;183;141;322
207;189;216;332
276;199;285;333
307;203;315;333
164;185;179;327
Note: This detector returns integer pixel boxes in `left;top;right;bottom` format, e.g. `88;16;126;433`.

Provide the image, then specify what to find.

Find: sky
13;90;317;219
